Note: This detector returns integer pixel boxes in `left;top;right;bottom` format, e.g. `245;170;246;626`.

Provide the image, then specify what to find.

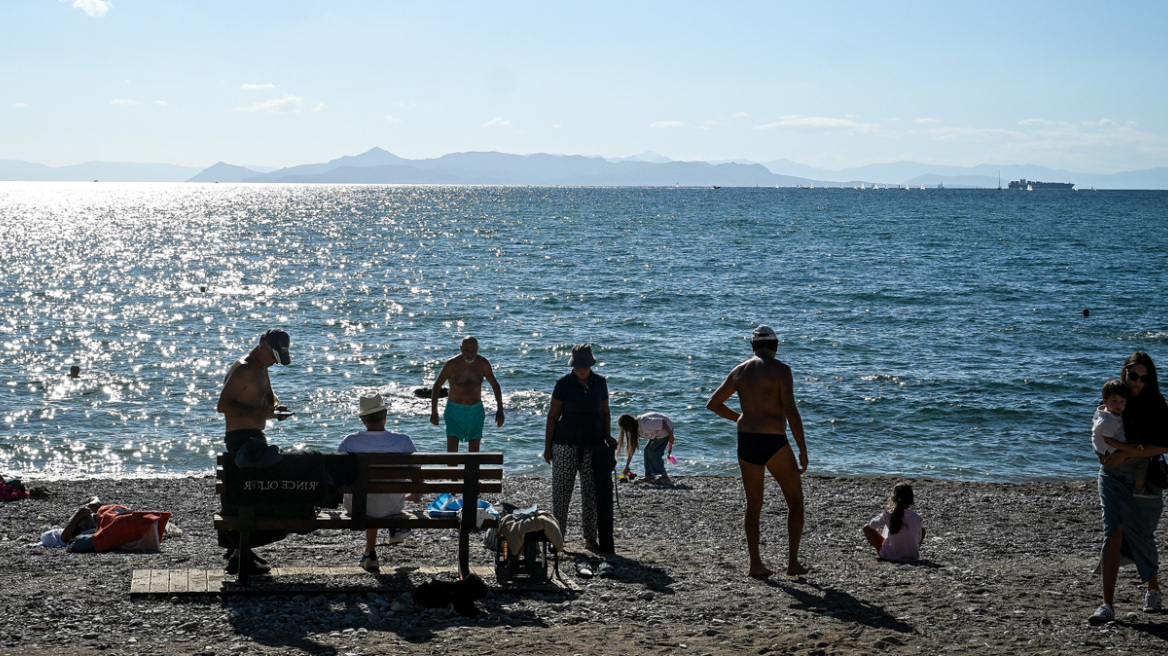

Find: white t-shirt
1092;405;1125;455
867;508;924;562
638;412;674;442
337;429;417;518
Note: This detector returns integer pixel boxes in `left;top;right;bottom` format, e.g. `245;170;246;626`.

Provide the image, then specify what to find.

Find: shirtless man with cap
216;328;294;575
707;324;808;578
218;328;294;452
430;336;504;453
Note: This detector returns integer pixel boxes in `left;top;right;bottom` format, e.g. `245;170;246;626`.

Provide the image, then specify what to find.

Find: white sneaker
359;552;380;573
1144;589;1163;612
388;528;411;545
1088;603;1114;625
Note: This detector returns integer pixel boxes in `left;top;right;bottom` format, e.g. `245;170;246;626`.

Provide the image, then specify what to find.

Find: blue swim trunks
445;400;486;443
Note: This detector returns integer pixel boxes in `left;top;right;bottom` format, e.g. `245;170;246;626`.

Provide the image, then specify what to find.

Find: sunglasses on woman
1127;371;1149;382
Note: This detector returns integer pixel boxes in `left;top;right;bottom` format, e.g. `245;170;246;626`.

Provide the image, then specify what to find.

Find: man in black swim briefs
707;325;809;578
216;328;295;576
736;431;790;466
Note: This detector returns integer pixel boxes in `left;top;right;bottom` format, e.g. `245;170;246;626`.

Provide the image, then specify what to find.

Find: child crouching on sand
618;412;675;485
862;482;925;562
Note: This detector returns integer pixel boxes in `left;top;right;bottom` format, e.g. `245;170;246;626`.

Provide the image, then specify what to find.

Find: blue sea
2;182;1166;481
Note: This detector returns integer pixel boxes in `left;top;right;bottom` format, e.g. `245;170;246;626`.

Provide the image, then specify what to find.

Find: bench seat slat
340;482;503;495
214;511;499;532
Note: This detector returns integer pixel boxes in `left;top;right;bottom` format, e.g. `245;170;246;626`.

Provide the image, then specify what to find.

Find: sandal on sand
575;562;594;579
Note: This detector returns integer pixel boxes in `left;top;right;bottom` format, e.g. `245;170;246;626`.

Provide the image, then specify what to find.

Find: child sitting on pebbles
862;482;925;562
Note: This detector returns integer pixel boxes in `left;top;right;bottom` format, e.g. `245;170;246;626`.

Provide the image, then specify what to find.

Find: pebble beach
2;473;1166;656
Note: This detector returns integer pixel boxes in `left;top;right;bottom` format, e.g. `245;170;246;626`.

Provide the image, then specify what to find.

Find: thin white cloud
312;103;325;113
732;111;748;119
649;121;686;129
915;118;941;125
1018;118;1057;126
235;95;305;113
484;117;513;128
926;126;1019;141
754;115;873;133
551;123;562;129
385;114;403;123
155;100;168;106
109;98;140;106
699;120;718;130
1018;118;1156;148
12;102;26;108
241;83;276;90
71;0;112;18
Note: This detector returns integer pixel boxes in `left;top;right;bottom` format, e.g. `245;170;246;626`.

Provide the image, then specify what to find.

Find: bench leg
237;529;251;586
459;530;470;580
237;505;254;586
459;461;480;581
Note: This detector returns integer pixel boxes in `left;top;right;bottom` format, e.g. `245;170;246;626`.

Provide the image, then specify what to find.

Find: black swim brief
225;428;266;452
737;431;790;466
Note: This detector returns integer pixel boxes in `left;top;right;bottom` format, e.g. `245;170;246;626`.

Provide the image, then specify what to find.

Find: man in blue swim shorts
707;324;809;579
430;336;505;452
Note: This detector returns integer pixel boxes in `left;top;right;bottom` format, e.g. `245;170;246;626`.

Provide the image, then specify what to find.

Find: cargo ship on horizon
1008;178;1076;190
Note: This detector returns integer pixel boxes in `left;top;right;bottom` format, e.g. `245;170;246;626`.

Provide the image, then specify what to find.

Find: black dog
413;574;488;617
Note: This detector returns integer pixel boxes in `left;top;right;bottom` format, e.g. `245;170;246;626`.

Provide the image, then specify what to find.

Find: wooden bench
214;451;503;585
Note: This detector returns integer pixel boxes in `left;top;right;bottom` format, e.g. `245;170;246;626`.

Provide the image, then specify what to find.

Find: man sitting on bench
338;393;419;573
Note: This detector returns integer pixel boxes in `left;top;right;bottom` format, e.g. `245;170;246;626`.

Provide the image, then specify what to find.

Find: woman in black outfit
1091;351;1168;624
542;343;616;553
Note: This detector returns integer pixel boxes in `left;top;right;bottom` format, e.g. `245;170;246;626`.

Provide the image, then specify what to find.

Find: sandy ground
1;473;1166;656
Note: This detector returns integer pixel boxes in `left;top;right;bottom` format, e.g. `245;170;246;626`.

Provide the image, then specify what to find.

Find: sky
3;0;1167;173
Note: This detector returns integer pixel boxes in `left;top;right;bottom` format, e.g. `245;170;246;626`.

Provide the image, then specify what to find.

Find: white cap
751;325;778;343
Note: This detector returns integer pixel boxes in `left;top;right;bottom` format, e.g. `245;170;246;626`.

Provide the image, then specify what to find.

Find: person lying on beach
862;482;925;562
618;412;676;485
706;324;808;578
338;392;420;573
41;497;102;551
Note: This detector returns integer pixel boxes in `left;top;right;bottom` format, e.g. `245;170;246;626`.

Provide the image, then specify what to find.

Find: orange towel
92;505;171;553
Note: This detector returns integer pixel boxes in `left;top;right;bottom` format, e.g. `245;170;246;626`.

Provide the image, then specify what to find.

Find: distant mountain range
2;148;1166;189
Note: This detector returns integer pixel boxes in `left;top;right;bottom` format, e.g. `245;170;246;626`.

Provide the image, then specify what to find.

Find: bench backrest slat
216;451;503;468
215;480;503;494
361;465;503;480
